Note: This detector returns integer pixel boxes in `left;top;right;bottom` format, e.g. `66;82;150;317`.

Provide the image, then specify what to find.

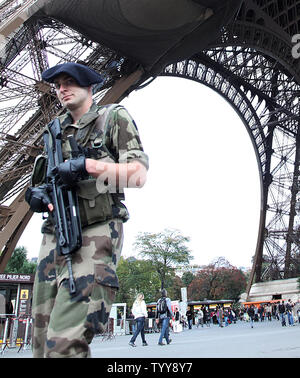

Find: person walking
266;303;272;321
155;289;174;345
194;310;199;328
186;306;193;329
254;305;259;322
278;300;286;326
198;308;204;328
224;308;229;327
129;293;148;347
258;304;264;321
286;299;294;326
218;305;223;327
25;62;149;358
173;308;182;333
247;305;255;328
204;307;211;327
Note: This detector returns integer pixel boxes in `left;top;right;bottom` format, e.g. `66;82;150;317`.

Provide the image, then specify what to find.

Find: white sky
17;76;261;269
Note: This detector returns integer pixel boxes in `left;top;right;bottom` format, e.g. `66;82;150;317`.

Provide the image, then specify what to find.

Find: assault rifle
43;118;82;295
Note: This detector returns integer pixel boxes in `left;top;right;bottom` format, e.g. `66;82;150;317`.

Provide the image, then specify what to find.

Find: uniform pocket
77;179;113;227
85;263;118;333
94;263;119;290
31;155;47;186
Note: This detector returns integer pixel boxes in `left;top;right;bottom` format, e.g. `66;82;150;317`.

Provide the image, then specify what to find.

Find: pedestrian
147;307;157;333
231;308;236;324
254;305;259;322
194;310;199;327
273;303;280;320
198;308;204;328
286;299;294;326
278;300;286;326
218;305;223;327
25;62;149;358
258;304;264;321
186;306;193;329
224;308;229;327
128;311;136;334
181;314;187;329
155;289;174;345
292;302;298;323
129;293;148;347
247;305;255;328
228;308;233;324
173;308;180;332
212;310;218;324
266;303;272;321
203;306;210;327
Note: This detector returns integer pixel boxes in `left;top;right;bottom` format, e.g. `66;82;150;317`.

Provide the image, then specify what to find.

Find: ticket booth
0;273;34;347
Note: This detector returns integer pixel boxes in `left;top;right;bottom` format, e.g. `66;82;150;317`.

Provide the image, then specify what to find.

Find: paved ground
1;320;300;359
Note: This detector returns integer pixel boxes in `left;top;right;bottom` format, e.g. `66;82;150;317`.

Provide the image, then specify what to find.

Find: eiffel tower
1;1;300;299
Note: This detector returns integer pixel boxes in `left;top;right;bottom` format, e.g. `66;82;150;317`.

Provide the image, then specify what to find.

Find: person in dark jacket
186;306;193;329
155;289;174;345
286;299;294;326
247;305;255;328
278;301;286;326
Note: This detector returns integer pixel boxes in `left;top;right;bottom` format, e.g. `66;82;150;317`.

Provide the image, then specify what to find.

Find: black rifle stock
43;118;82;295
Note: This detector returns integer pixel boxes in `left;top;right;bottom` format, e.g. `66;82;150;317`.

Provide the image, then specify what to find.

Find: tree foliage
182;271;195;286
4;246;37;274
115;257;160;308
187;257;247;301
134;228;193;289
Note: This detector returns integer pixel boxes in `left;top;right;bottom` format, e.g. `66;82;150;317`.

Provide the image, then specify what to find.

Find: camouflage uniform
31;103;148;358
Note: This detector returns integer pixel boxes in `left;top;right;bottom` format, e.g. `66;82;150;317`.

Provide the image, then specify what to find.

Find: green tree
4;246;37;274
134;228;193;290
182;271;195;286
116;257;160;308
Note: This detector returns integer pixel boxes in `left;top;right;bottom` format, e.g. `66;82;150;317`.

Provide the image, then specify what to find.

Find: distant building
175;265;205;278
240;277;300;303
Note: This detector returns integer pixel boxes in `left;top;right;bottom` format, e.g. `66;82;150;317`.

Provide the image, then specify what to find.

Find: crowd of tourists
179;299;300;330
243;299;300;328
127;296;300;347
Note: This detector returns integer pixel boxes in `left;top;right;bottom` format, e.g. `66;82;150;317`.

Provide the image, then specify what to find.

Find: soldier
25;62;149;358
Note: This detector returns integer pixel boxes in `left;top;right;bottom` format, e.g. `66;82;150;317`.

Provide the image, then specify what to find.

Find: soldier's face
54;74;92;110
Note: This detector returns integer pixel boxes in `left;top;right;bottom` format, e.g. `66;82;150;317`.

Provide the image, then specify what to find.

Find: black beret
42;62;104;87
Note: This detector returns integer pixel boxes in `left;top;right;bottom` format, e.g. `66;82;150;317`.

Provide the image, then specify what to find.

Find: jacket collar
59;102;100;129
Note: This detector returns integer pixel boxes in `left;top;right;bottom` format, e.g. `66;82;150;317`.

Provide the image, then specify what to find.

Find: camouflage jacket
33;102;149;233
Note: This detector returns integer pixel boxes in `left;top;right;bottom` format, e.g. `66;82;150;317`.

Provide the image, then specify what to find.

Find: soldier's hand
25;184;52;213
55;155;88;185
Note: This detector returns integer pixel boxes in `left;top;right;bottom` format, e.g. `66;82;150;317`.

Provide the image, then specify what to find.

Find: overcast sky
18;76;261;269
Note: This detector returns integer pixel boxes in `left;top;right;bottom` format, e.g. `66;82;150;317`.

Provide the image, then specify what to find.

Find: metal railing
0;314;32;354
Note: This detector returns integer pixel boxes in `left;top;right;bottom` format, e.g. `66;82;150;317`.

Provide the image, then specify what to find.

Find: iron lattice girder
251;0;300;36
0;18;122;204
163;47;300;174
162;41;300;279
0;0;299;284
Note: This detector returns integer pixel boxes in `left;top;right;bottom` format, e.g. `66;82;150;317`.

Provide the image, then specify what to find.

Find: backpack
157;297;168;314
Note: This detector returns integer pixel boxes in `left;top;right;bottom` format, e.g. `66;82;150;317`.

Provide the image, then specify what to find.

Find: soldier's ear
90;85;96;95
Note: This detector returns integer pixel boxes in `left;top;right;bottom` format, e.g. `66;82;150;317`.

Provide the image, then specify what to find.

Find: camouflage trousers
31;219;123;358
